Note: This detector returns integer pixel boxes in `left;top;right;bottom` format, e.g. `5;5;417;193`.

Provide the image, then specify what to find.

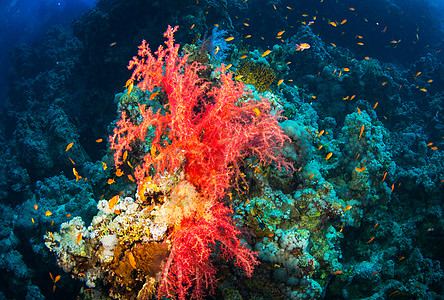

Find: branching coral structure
107;25;293;299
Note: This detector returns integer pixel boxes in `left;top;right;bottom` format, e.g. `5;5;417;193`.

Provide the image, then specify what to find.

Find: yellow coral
235;61;276;92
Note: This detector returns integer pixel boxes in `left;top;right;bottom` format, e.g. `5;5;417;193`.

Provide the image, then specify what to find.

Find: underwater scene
0;0;443;299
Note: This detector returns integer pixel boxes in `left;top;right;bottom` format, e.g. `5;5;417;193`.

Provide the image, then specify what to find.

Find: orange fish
45;211;52;217
123;151;128;161
355;167;366;172
102;162;107;170
381;172;387;182
235;75;243;81
374;223;379;229
115;168;124;177
109;195;119;210
243;23;249;27
149;92;159;100
31;218;35;224
343;68;350;72
225;37;234;42
391;184;395;192
325;152;333;160
66;214;71;217
318;130;325;137
76;232;82;244
277;79;284;86
350;95;356;100
34;204;38;211
431;146;438;150
389;291;399;297
357;107;361;115
333;270;343;274
65;142;73;152
68;157;75;165
357;42;364;46
373;102;379;109
420;88;427;92
329;21;337;27
128;252;137;269
359;125;365;139
107;178;115;185
73;168;82;182
367;236;375;244
381;81;387;86
340;19;347;25
127;174;136;182
245;35;251;38
240;55;247;59
309;174;315;179
349;7;355;11
398;256;405;261
262;50;272;57
277;30;285;36
95;139;103;143
373;270;379;276
296;43;310;51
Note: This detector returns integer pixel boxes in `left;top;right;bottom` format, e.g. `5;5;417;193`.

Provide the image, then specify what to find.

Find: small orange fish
330;43;337;47
359;125;365;139
374;222;379;229
420;88;427;92
391;184;395;192
364;56;370;60
344;205;352;211
340;19;347;25
149;92;159;100
329;21;337;27
349;7;355;11
102;162;107;170
96;138;103;143
373;102;378;109
318;130;325;137
68;157;75;165
333;270;343;274
109;195;119;210
367;236;375;244
262;50;272;57
431;146;438;150
66;214;71;217
277;30;285;36
414;71;421;78
190;24;195;29
277;79;284;86
107;178;115;185
245;35;251;38
373;270;379;276
295;43;310;51
65;142;74;152
343;96;349;100
45;211;52;217
128;252;137;269
355;167;366;172
398;256;405;261
357;42;364;46
343;68;350;72
427;142;433;146
243;23;249;27
381;172;387;182
76;232;82;244
381;81;387;86
235;75;243;80
427;79;433;83
240;55;247;59
252;108;261;116
127;174;136;182
309;174;315;179
325;152;333;160
389;290;399;297
73;168;82;182
115;168;124;177
357;107;361;115
225;37;234;42
54;275;61;283
127;82;133;95
34;204;38;211
109;42;116;47
51;220;54;226
31;218;35;224
124;79;133;88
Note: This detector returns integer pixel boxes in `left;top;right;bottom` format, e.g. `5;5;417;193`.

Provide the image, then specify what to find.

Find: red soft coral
157;203;258;300
110;25;292;202
109;25;293;300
